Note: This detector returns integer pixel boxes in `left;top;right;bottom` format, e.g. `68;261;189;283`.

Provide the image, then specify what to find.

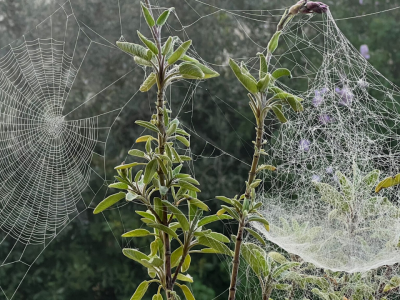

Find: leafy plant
216;1;331;299
93;2;230;299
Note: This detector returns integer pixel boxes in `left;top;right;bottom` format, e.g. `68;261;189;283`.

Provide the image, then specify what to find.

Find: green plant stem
228;218;245;300
229;108;265;300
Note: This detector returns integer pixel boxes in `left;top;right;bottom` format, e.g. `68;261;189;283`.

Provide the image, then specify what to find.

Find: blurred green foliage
1;0;400;299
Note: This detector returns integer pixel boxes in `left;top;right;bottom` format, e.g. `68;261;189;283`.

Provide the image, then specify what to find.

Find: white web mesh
252;10;400;273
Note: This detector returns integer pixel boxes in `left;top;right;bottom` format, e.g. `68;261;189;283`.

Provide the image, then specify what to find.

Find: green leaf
273;92;303;112
362;169;380;188
162;36;174;56
179;181;201;193
171;246;183;268
198;214;233;227
161;200;190;231
122;229;152;238
267;31;282;54
116;41;152;61
130;281;149;300
383;276;400;292
168;40;192;65
186;197;209;211
93;192;126;214
256;164;277;172
241;243;267;276
143;159;158;184
147;223;179;239
182;254;191;273
152;294;163;300
272;262;300;279
268;251;287;264
126;192;139;201
123;248;150;262
156;8;173;26
176;284;195;300
115;162;146;170
141;2;155;27
375;173;400;193
229;58;258;94
247;216;270;231
134;56;153;67
140;72;157;92
215;196;233;205
176;135;190;147
271;105;287;123
272;68;291;79
257;74;272;92
176;273;193;283
197;236;233;256
189;61;219;79
207;232;230;243
179;63;205;79
137;31;159;55
257;52;268;79
135;120;159;133
245;228;266;246
336;171;353;201
129;149;146;158
108;182;129;190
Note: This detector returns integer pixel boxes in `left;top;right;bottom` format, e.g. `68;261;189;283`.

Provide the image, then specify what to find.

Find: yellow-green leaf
141;2;155;27
93;192;125;214
257;52;268;79
130;281;149;300
116;41;152;61
271;105;287;123
375;174;400;193
140;72;157;92
176;273;193;283
179;63;204;79
245;228;266;246
257;164;277;173
272;68;291;80
143;159;158;184
137;31;159;55
267;31;281;54
156;8;173;26
182;254;191;272
108;182;129;190
168;40;192;65
115;162;146;170
136;135;156;143
122;229;152;238
257;74;272;92
229;58;258;94
176;284;195;300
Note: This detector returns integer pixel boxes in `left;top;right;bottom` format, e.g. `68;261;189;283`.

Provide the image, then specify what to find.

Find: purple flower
319;114;332;125
360;44;370;60
299;1;329;14
335;86;354;107
312;174;321;182
299;139;311;151
289;1;329;15
326;166;333;174
359;0;363;4
312;88;328;107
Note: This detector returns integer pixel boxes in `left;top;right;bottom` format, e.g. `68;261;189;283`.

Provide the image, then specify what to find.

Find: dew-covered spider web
2;0;400;299
0;1;140;298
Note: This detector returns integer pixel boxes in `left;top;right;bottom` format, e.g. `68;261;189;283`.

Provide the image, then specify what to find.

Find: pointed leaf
176;284;195;300
134;56;153;67
245;228;266;246
143;159;158;184
93;192;126;214
162;36;174;56
137;31;159;55
130;281;149;300
115;162;146;170
116;41;152;60
147;223;179;239
375;173;400;193
229;58;258;94
176;273;193;283
168;40;192;65
122;229;152;238
109;182;129;190
156;8;174;26
141;2;155;27
140;72;157;92
271;105;287;123
272;68;291;80
162;200;190;231
257;73;272;92
198;214;233;227
197;236;233;256
267;31;281;54
257;52;268;78
176;135;190;147
179;63;204;79
135;120;159;133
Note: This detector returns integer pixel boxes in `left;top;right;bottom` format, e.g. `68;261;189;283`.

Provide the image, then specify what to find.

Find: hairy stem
228;218;245;300
245;117;264;199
